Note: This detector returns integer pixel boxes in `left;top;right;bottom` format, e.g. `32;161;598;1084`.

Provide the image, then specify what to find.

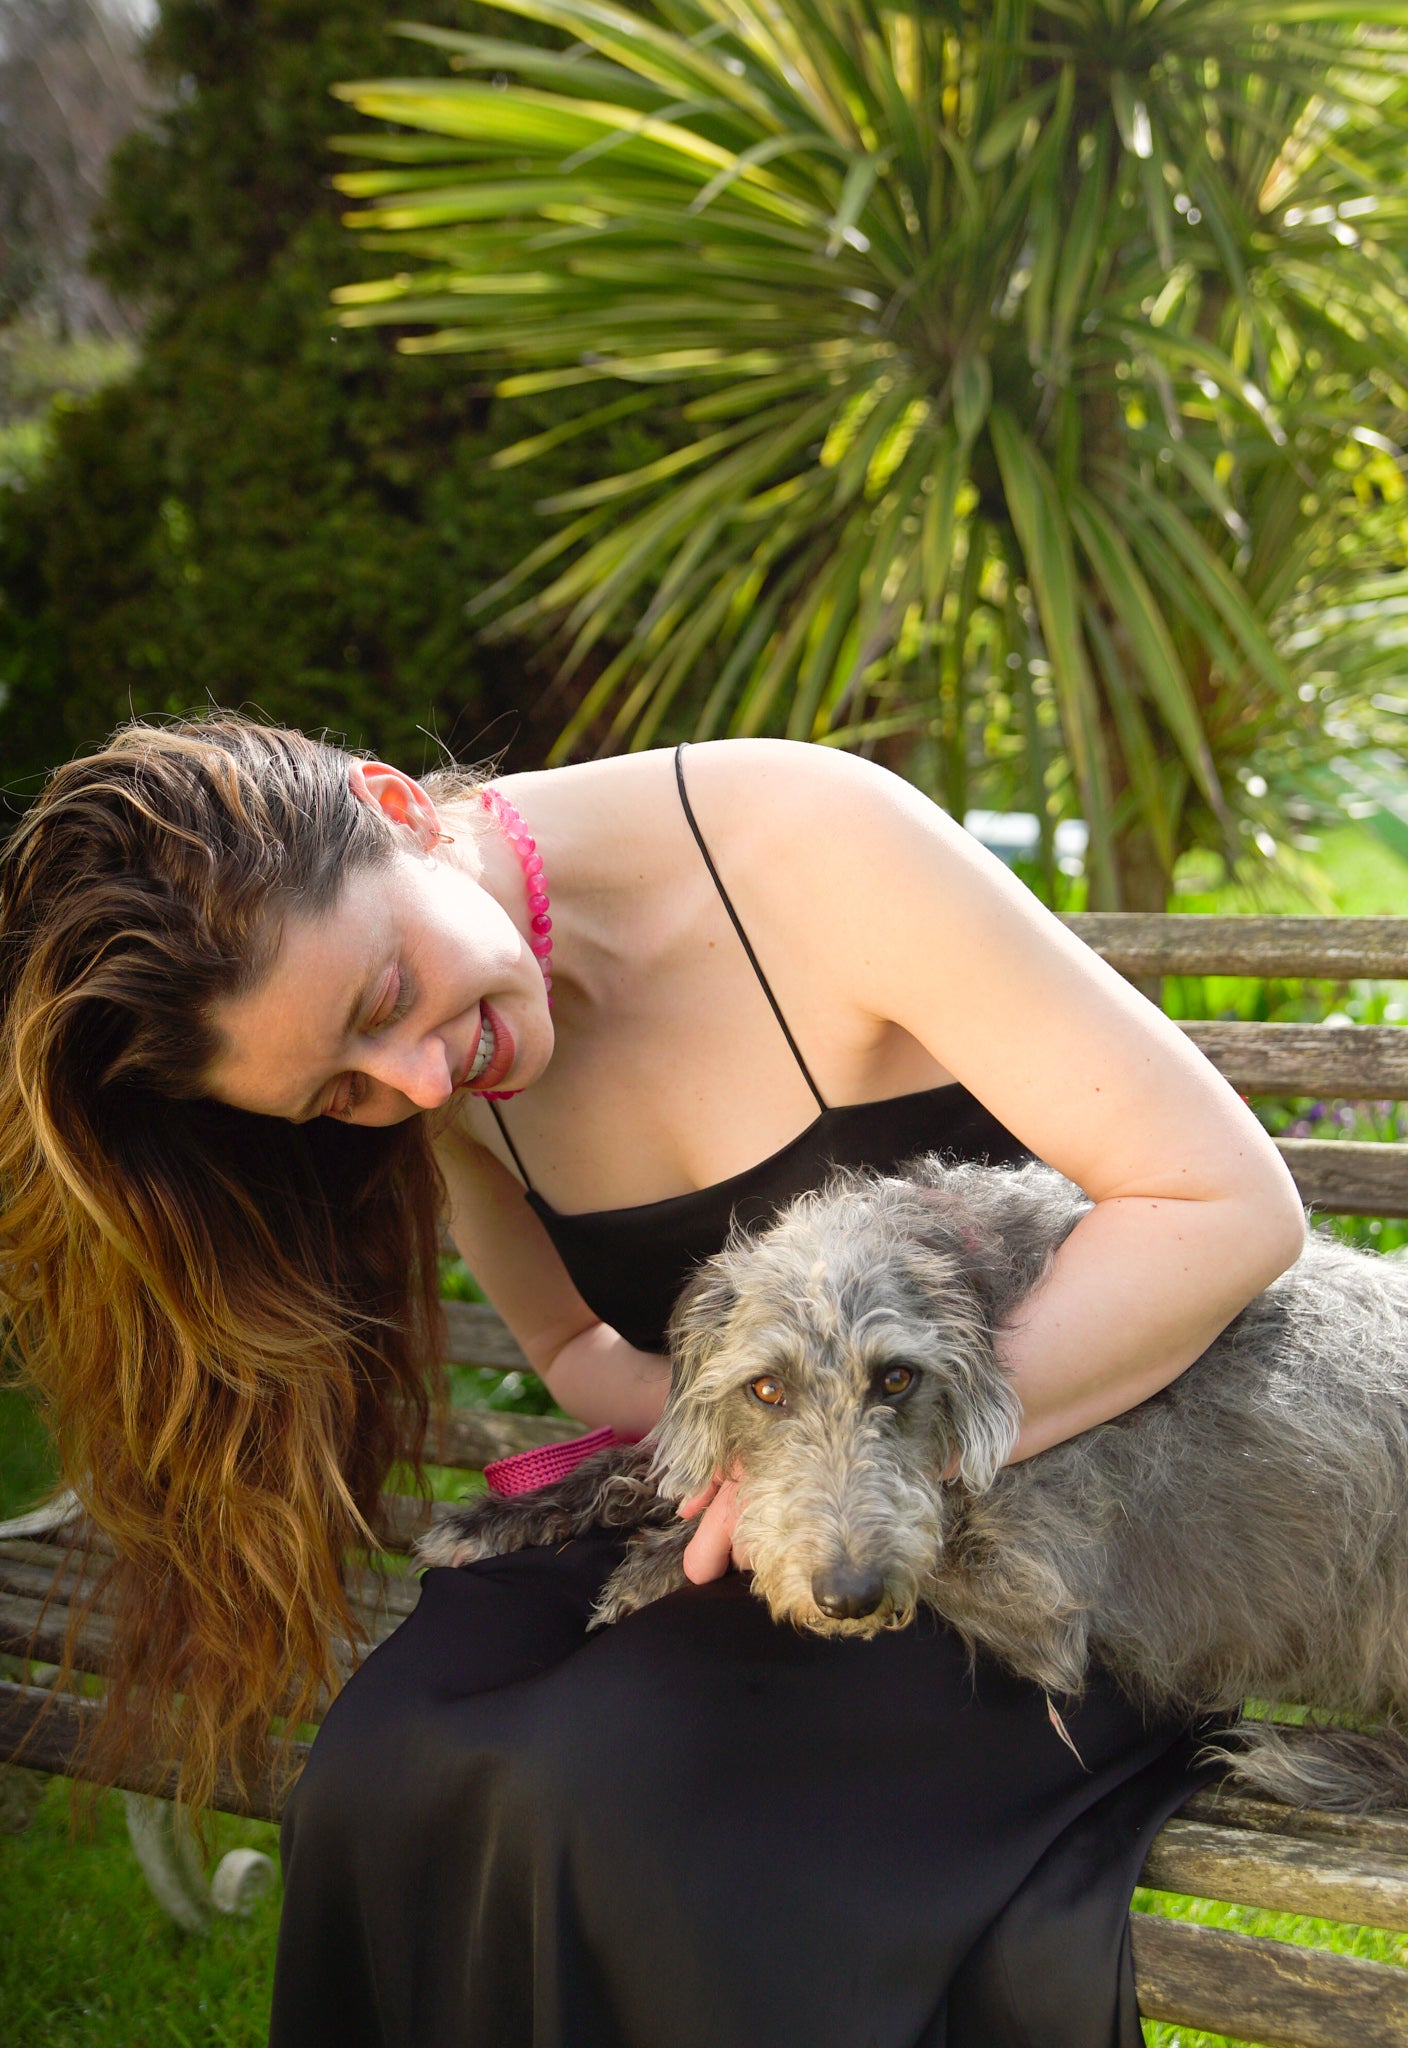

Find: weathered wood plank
1066;914;1408;981
1180;1785;1408;1862
426;1404;581;1467
1276;1139;1408;1216
1141;1817;1408;1933
442;1300;531;1370
0;1537;418;1627
0;1679;307;1823
0;1553;413;1693
1130;1912;1408;2047
0;1588;111;1670
1181;1022;1408;1099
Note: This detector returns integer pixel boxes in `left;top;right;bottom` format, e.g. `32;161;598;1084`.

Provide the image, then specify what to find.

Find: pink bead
531;913;552;935
524;853;544;878
512;834;535;855
529;891;549;913
531;936;551;956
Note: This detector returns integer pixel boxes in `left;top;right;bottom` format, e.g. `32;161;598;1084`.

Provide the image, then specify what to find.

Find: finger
678;1472;721;1521
682;1479;740;1584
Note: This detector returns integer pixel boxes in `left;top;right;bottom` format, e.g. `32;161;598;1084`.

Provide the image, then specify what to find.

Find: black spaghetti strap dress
269;748;1211;2048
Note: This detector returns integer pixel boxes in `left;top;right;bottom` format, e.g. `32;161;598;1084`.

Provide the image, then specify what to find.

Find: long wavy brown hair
0;718;447;1811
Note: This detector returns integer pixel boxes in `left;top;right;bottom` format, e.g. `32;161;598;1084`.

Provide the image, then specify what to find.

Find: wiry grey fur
419;1159;1408;1809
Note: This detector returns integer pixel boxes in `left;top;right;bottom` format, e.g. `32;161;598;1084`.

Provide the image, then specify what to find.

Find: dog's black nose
812;1563;885;1620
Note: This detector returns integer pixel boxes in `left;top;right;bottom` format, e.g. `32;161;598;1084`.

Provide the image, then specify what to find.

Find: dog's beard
734;1447;946;1637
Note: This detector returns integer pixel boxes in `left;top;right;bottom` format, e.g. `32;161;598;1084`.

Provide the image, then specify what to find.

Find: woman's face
205;808;552;1128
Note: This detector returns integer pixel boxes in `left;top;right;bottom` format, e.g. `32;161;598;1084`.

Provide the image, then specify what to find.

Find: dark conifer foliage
0;0;668;794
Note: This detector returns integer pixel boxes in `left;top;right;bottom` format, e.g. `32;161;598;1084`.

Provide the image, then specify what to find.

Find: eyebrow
289;972;381;1123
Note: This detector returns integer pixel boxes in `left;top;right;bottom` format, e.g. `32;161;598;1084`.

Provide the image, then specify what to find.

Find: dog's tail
1205;1719;1408;1813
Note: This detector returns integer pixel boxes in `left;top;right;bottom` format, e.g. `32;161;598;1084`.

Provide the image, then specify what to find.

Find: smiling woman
0;711;1304;2048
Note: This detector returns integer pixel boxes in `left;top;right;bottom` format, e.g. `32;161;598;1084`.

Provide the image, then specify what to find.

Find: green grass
0;1775;281;2048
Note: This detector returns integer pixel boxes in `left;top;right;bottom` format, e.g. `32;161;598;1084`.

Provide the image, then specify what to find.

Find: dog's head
656;1159;1084;1634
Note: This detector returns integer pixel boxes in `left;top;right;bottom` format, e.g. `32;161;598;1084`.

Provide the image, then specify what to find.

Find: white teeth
467;1017;496;1083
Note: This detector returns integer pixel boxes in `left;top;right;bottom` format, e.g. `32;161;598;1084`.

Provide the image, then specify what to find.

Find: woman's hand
679;1469;750;1583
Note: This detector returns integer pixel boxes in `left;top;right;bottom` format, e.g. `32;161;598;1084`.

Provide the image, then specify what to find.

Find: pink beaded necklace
475;784;552;1102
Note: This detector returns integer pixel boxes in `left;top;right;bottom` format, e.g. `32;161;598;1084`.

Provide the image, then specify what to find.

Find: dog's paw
590;1522;694;1627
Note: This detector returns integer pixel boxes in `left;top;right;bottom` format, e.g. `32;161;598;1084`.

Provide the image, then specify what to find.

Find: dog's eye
878;1366;915;1399
749;1376;786;1407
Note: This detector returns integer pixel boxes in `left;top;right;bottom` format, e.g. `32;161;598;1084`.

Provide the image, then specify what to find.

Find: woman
0;716;1303;2048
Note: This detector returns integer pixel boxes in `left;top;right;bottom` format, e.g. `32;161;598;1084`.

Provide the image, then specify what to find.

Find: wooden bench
6;910;1408;2043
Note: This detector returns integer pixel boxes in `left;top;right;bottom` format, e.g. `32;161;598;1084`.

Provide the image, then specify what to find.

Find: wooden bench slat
442;1300;531;1370
1276;1139;1408;1215
0;1678;306;1823
1180;1785;1408;1861
0;1546;414;1687
1066;914;1408;981
1182;1022;1408;1100
0;1587;112;1670
0;1535;420;1626
426;1405;581;1466
1129;1910;1408;2048
1141;1816;1408;1933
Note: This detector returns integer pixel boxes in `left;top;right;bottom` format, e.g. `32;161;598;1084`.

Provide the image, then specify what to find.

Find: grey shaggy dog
419;1158;1408;1809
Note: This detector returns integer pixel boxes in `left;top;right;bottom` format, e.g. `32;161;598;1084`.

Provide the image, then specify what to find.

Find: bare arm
532;1321;669;1439
434;1125;669;1438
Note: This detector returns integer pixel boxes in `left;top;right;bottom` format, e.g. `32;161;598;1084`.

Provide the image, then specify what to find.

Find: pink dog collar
483;1425;621;1497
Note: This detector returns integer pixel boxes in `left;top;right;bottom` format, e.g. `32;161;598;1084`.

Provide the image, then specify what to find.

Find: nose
811;1562;885;1621
363;1036;455;1110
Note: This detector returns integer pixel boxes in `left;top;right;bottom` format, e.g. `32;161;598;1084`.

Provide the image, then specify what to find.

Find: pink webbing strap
483;1424;622;1497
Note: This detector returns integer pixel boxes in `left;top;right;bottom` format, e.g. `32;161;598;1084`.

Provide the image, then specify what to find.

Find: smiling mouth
462;1014;496;1087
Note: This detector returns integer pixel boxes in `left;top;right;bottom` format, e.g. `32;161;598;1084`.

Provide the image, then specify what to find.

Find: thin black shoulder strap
488;1099;535;1192
674;743;827;1112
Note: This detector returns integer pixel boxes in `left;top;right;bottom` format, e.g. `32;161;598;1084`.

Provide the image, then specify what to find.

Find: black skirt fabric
271;1539;1209;2048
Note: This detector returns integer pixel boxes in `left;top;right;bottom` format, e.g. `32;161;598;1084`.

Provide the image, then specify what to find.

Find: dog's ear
888;1172;1026;1491
657;1262;741;1499
939;1364;1022;1494
667;1262;739;1392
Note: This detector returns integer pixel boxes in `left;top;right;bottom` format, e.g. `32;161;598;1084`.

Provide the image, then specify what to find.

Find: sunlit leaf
334;0;1408;902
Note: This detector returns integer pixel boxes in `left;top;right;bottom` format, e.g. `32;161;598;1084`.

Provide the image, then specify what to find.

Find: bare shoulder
677;737;1021;926
676;735;897;814
678;736;972;857
686;740;1295;1219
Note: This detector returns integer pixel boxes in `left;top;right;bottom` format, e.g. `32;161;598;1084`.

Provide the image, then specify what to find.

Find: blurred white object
964;811;1088;876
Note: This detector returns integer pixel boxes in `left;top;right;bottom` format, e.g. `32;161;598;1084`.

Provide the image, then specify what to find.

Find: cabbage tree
332;0;1408;908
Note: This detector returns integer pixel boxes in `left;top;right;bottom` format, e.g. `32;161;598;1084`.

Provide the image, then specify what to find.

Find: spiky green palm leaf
333;0;1408;907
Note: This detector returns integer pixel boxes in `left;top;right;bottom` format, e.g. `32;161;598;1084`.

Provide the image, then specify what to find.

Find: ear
941;1369;1021;1494
349;761;442;853
666;1261;739;1392
655;1263;740;1498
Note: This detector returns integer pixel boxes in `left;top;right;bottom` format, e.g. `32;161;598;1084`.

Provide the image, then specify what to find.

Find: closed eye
320;968;415;1117
366;965;414;1034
